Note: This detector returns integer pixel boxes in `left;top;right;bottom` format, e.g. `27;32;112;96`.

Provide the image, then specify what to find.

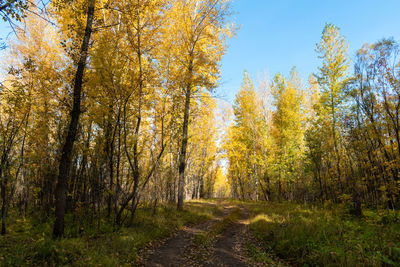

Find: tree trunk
1;171;6;235
177;55;194;210
330;91;343;194
177;68;192;210
53;0;95;238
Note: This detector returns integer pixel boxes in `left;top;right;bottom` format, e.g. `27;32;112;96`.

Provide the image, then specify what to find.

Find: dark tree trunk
114;117;121;217
53;0;95;238
177;69;192;210
1;172;6;235
105;106;117;218
259;172;269;201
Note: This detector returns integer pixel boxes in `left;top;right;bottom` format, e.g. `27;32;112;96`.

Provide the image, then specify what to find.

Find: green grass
243;201;400;266
245;242;276;265
0;200;223;266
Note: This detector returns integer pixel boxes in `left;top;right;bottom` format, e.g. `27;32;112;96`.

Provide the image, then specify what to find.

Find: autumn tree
347;39;400;210
168;0;233;210
53;0;96;237
315;23;350;196
0;1;67;234
0;76;30;235
270;69;305;201
224;72;267;200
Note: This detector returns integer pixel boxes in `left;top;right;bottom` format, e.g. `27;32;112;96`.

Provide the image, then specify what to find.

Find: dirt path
143;204;229;267
207;206;251;267
143;203;255;267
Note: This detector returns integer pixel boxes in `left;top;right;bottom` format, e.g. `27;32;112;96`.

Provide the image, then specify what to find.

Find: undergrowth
0;200;222;266
244;201;400;266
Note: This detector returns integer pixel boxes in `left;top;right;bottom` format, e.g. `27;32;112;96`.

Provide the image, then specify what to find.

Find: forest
0;0;400;266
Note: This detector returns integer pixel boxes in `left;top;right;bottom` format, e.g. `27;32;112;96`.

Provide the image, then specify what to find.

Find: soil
207;206;250;266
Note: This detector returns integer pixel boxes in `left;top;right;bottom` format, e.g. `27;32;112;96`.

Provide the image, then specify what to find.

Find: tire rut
142;205;231;267
207;206;252;267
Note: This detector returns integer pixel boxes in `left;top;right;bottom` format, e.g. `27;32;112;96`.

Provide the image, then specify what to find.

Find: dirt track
143;202;254;267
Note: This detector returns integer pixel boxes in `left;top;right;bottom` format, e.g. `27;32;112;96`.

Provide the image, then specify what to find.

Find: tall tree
315;23;350;195
224;72;267;200
270;69;304;200
171;0;233;210
53;0;96;237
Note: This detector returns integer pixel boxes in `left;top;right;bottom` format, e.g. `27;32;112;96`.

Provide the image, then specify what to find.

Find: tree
224;72;267;200
186;92;218;199
315;23;350;195
305;76;326;201
270;69;304;201
112;0;168;226
347;39;400;210
170;0;233;210
0;77;30;235
53;0;96;238
0;3;66;233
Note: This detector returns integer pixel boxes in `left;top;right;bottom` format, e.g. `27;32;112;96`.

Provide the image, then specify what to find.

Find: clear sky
217;0;400;104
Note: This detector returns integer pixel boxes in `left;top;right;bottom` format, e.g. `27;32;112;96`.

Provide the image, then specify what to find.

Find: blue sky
217;0;400;104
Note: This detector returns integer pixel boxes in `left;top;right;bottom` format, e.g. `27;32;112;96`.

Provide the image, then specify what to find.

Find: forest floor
142;200;284;267
1;200;400;266
0;200;225;266
142;200;400;266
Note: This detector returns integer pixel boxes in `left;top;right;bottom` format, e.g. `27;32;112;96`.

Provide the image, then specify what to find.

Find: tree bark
177;62;193;210
1;171;6;235
53;0;95;238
